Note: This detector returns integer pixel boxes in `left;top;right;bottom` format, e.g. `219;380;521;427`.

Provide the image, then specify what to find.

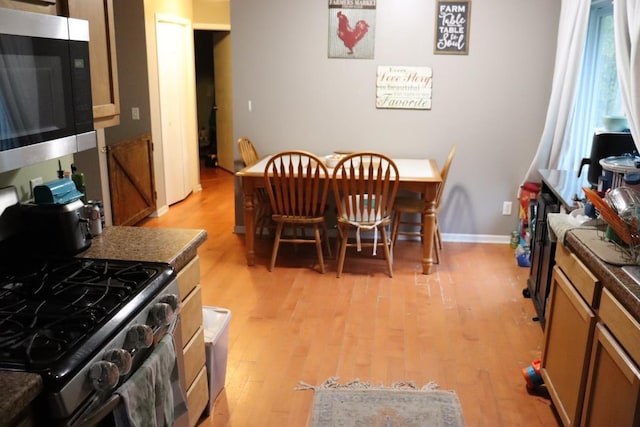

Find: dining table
235;155;443;274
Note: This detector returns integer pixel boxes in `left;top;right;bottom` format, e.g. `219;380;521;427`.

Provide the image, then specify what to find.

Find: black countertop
539;169;590;211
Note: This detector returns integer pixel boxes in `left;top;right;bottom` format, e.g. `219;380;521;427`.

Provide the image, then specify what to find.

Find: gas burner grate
0;259;168;369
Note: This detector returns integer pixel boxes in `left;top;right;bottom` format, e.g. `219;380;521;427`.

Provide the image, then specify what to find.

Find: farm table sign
434;0;471;55
376;66;433;110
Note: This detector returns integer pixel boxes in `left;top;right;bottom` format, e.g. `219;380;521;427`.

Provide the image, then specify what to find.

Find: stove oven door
65;314;185;427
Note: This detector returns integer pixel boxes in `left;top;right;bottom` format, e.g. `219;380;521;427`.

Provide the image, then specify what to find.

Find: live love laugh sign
434;0;471;55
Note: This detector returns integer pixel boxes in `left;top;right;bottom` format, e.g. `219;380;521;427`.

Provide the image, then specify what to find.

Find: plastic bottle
71;164;86;203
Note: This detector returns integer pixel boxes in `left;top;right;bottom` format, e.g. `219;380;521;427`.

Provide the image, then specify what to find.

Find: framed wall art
376;66;433;110
434;0;471;55
328;0;376;59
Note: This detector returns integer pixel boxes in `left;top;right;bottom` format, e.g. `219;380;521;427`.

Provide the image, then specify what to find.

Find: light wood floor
140;166;561;427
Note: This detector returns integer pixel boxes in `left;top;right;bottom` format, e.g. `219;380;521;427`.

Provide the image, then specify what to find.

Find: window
558;1;624;172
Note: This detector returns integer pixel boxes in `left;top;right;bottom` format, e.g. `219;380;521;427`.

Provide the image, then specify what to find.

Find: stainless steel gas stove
0;257;180;425
0;186;182;426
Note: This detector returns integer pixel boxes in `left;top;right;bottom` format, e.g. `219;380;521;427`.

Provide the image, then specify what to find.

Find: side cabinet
540;243;598;426
65;0;120;128
581;288;640;426
543;240;640;426
176;256;209;427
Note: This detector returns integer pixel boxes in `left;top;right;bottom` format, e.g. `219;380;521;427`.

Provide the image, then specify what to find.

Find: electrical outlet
502;201;512;215
131;107;140;120
29;177;43;198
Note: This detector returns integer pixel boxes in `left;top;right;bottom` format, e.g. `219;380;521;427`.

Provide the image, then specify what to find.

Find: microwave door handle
67;394;121;427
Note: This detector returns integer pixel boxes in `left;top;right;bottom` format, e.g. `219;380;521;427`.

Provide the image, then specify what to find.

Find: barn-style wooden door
108;134;156;225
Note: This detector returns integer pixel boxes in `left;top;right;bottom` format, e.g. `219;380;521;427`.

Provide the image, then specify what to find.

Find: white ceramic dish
324;154;342;168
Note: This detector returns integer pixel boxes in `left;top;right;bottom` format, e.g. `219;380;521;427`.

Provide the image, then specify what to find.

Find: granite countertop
0;225;207;426
78;226;208;272
566;228;640;322
0;372;42;426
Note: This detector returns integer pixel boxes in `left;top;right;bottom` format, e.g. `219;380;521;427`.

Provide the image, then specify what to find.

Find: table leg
242;179;256;266
421;184;439;274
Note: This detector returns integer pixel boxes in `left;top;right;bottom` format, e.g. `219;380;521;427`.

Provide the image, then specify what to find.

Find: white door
213;31;234;172
157;18;191;205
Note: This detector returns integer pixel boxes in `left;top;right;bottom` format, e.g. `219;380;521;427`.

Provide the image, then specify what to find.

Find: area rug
296;377;466;427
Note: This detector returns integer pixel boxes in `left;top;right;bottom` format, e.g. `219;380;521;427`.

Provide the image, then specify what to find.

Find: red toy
522;359;543;390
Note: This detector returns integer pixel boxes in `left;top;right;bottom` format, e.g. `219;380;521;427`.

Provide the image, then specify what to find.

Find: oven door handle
67;394;121;427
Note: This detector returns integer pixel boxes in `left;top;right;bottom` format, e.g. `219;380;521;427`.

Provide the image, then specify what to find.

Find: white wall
230;0;561;239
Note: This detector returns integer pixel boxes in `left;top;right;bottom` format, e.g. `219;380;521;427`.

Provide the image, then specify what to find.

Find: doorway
194;30;217;168
193;30;234;173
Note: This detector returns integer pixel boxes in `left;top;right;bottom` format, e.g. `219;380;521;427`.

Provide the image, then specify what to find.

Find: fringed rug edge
295;376;442;392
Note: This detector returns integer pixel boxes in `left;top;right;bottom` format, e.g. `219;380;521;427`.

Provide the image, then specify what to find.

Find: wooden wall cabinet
543;241;640;426
175;255;209;427
0;0;58;14
64;0;120;128
0;0;120;128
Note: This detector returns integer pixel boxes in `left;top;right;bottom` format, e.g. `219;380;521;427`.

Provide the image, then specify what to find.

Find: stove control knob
103;348;132;376
123;324;154;351
88;360;119;392
148;302;175;327
160;294;180;315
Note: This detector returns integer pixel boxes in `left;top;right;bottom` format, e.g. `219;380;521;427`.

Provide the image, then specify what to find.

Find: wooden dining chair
238;137;271;237
238;136;260;167
391;144;457;264
331;152;399;278
264;151;332;273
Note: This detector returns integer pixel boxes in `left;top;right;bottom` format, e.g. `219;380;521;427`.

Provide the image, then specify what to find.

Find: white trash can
202;306;232;416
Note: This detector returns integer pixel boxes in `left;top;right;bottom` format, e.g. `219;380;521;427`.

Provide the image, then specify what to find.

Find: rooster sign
328;0;376;59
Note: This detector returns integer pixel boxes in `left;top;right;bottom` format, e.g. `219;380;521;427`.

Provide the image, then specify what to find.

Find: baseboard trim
442;233;511;244
233;226;511;245
150;204;170;218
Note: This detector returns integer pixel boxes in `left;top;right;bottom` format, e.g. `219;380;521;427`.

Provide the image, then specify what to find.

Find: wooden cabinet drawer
177;256;200;299
183;326;206;390
186;366;209;427
555;242;600;307
599;287;640;366
181;285;203;344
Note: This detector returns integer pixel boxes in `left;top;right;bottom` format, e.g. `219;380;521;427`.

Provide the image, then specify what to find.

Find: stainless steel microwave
0;8;96;174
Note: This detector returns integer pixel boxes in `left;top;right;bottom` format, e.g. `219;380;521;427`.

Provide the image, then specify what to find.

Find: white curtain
613;0;640;150
523;0;591;183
